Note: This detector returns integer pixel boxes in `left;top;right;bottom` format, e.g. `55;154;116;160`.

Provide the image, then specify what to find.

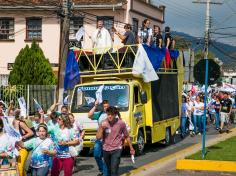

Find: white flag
18;97;27;117
76;27;85;42
96;85;104;104
33;98;42;111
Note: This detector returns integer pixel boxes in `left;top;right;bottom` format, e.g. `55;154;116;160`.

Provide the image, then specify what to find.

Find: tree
194;50;215;65
9;40;56;85
174;36;191;50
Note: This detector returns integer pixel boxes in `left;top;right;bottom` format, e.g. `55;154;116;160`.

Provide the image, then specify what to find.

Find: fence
0;85;56;115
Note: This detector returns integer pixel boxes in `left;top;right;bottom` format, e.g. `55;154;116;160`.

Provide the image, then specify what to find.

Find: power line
158;0;204;23
211;42;236;60
157;1;204;27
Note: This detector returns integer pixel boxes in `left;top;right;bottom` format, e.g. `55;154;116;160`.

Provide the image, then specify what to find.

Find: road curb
176;160;236;172
122;127;236;176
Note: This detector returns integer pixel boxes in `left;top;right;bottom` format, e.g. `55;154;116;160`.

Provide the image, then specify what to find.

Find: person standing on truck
164;26;175;49
138;19;152;46
113;24;135;45
88;100;109;176
152;25;162;48
91;20;112;54
96;106;135;176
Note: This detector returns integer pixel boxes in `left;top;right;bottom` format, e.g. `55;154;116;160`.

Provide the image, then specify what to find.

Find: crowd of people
0;99;134;176
91;18;175;50
181;89;235;138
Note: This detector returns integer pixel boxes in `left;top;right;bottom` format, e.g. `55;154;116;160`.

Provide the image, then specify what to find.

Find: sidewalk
122;127;236;176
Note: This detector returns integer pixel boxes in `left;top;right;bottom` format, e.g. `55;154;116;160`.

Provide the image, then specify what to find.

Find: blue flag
169;49;180;60
64;50;80;90
132;44;165;82
143;44;166;70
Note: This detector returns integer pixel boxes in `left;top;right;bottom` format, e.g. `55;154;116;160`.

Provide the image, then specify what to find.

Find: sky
151;0;236;46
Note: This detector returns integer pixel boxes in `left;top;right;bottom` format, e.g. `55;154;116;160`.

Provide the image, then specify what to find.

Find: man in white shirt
91;20;112;54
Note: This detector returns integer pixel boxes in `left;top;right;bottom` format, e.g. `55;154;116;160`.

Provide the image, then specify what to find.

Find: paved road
72;124;236;176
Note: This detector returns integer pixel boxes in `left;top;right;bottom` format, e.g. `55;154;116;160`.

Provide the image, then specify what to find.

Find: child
18;123;56;175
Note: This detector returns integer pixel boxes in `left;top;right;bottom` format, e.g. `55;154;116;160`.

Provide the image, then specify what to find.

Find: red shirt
101;119;128;152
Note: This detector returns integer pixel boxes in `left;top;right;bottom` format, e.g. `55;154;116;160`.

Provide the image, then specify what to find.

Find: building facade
0;0;165;85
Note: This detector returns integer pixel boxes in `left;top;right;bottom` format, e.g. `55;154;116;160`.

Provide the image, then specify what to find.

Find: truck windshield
71;84;129;113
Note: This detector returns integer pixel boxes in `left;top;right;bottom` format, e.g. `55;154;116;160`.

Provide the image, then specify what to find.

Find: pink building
0;0;165;85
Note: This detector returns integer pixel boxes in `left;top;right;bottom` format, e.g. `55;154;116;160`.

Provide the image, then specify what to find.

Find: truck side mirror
140;91;147;104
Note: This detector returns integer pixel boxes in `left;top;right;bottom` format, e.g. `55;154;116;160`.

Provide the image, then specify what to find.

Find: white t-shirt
193;101;204;116
73;120;83;138
181;103;189;117
138;28;152;44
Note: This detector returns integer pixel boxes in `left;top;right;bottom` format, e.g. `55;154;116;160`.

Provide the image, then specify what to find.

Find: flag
33;98;42;112
132;44;165;82
96;85;104;104
18;97;27;117
2;116;21;140
75;27;85;42
64;50;80;90
165;49;171;69
169;49;180;60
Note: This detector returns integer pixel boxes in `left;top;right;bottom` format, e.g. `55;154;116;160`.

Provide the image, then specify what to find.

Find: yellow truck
70;45;184;155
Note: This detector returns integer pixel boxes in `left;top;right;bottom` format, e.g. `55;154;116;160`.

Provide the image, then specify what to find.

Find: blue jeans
192;115;197;133
181;116;187;136
196;115;204;133
215;112;220;129
31;166;49;176
103;149;122;176
94;140;108;176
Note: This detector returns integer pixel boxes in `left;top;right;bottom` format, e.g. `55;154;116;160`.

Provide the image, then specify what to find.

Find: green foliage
194;50;215;65
186;136;236;161
9;40;56;85
174;36;191;50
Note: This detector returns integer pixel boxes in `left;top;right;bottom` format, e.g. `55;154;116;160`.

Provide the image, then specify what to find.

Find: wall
0;11;60;75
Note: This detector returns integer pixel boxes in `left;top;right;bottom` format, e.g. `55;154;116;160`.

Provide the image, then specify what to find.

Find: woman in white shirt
193;95;204;135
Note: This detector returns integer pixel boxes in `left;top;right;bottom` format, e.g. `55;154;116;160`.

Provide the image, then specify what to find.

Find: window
26;18;42;40
132;18;139;37
69;17;84;40
0;18;14;40
134;86;140;105
97;16;114;32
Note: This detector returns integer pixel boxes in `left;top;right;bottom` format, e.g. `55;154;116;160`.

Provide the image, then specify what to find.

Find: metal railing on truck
72;44;183;76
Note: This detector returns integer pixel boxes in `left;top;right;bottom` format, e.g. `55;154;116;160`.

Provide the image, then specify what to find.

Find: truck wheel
134;130;145;156
165;128;171;146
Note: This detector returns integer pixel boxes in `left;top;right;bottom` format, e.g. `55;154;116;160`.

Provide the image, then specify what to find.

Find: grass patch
186;136;236;161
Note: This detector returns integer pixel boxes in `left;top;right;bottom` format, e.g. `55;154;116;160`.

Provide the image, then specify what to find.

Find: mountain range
173;31;236;68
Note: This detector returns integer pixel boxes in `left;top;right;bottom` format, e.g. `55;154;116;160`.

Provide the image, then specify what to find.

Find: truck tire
165;128;171;146
134;130;145;156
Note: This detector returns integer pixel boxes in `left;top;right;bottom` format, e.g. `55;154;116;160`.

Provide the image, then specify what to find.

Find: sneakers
219;129;223;134
226;129;230;133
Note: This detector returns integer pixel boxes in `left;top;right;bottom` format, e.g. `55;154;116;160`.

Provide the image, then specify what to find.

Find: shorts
220;112;230;123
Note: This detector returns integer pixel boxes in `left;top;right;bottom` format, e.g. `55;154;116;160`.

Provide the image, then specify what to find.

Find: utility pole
57;0;71;104
193;0;222;159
